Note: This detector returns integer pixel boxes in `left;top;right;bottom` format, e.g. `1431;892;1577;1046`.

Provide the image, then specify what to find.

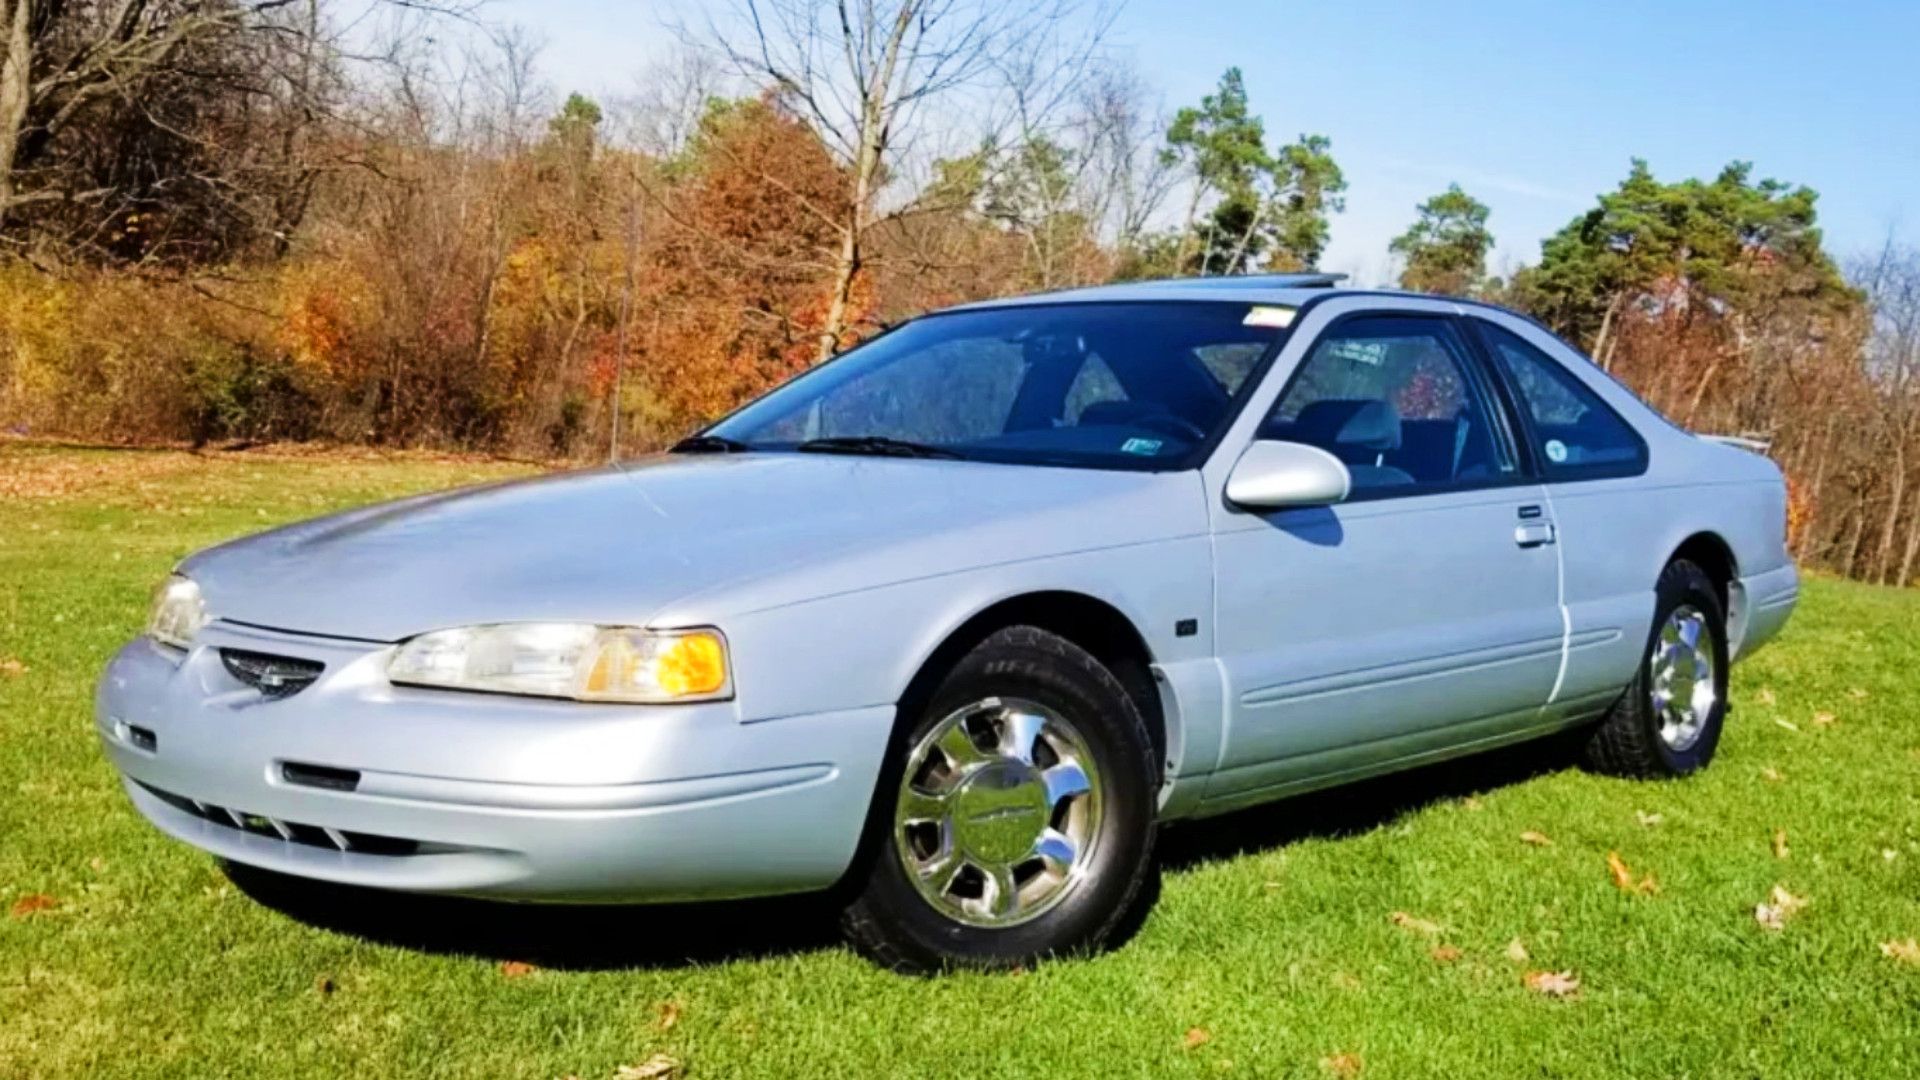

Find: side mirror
1225;440;1352;510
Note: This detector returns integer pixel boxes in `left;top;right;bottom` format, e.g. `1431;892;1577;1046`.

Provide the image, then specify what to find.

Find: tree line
0;0;1915;587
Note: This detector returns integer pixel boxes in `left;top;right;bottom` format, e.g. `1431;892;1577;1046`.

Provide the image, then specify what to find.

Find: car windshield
701;302;1293;470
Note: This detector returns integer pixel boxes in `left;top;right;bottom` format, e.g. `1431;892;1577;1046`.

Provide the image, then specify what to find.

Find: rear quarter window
1475;320;1648;480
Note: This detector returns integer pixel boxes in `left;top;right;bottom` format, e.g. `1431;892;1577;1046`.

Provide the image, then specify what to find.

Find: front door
1205;312;1565;801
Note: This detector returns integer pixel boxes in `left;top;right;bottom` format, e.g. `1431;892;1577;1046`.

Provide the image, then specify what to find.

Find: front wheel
1584;559;1730;777
839;626;1159;973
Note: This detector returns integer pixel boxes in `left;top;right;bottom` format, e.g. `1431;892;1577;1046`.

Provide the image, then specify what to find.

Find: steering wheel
1134;412;1208;442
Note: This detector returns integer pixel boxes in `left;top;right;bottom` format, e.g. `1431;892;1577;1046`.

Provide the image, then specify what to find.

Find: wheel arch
1668;530;1745;653
895;590;1167;771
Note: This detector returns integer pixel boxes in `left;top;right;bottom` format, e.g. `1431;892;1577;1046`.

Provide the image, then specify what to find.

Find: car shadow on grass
225;862;846;972
1157;730;1584;871
227;732;1583;971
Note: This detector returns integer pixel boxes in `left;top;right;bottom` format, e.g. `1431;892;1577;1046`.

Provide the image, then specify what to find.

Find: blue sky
508;0;1919;285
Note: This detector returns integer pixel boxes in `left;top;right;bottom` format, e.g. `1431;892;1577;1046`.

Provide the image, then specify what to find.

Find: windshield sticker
1120;437;1164;456
1243;305;1296;328
1328;340;1388;366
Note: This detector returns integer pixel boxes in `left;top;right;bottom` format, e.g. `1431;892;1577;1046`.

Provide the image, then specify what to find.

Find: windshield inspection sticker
1328;340;1388;366
1243;305;1297;328
1120;437;1164;456
1544;438;1570;464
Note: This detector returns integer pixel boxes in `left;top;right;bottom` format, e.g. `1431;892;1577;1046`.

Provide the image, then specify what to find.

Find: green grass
3;444;1918;1078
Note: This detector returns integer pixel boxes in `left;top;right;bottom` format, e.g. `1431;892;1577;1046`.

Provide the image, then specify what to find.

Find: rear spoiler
1698;433;1772;453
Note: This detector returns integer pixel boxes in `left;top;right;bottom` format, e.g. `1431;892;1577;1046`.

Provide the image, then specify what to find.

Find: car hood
180;453;1200;641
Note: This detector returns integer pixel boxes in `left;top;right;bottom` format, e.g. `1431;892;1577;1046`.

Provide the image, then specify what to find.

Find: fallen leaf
1773;718;1801;733
1755;687;1777;706
8;894;57;919
1879;939;1920;966
1760;766;1785;783
1754;885;1808;932
1606;851;1658;894
656;1000;681;1031
0;658;26;679
1635;810;1665;827
1183;1027;1212;1050
1504;938;1530;963
1812;711;1836;728
1389;911;1443;936
1884;849;1900;862
1462;796;1483;812
1524;969;1580;998
1430;944;1462;963
1772;829;1790;860
87;856;107;873
613;1055;682;1080
1320;1051;1363;1078
314;974;336;996
1848;687;1868;700
1330;971;1363;990
499;960;537;980
1520;830;1553;847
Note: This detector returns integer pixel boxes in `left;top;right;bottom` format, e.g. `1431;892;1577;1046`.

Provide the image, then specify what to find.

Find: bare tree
694;0;1102;360
0;0;472;257
1852;239;1920;584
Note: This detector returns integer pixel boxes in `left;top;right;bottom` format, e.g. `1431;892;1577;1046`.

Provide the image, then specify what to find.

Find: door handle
1514;521;1556;547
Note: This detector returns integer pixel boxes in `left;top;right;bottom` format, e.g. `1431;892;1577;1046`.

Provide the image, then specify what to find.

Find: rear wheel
840;626;1158;972
1584;559;1729;777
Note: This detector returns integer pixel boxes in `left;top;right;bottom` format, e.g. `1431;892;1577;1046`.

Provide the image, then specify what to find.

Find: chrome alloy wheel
894;697;1103;928
1650;604;1718;752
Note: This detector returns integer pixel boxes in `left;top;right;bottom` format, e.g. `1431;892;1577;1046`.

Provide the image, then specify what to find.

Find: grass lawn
3;443;1918;1078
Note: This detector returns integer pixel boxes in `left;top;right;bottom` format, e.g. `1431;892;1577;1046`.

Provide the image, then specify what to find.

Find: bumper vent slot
136;781;421;857
219;649;324;700
281;762;361;792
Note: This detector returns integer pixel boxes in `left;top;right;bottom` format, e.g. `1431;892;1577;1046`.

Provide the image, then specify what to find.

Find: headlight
148;575;209;649
386;624;732;703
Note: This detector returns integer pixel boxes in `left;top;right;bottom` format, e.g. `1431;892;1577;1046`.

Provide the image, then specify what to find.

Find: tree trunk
1591;291;1623;369
815;3;915;362
1875;443;1906;584
1899;492;1920;588
0;0;32;232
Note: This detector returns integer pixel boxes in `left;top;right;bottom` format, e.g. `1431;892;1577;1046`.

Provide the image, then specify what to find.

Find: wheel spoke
1033;828;1077;875
1676;615;1702;650
1041;761;1090;807
984;864;1020;918
999;710;1046;765
935;722;990;771
899;786;950;824
915;848;965;894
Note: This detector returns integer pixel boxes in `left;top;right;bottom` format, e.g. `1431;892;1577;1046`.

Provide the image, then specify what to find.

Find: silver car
97;275;1798;971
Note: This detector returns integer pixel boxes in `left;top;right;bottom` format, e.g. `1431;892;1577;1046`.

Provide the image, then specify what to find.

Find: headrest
1291;398;1402;452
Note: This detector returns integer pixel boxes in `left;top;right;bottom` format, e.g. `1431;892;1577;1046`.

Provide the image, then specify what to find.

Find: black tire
1583;558;1730;778
839;625;1159;973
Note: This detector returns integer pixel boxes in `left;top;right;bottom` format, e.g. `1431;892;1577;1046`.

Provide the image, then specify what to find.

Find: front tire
840;626;1159;973
1584;559;1729;777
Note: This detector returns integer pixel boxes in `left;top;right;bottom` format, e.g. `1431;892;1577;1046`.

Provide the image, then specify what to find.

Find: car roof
945;273;1368;313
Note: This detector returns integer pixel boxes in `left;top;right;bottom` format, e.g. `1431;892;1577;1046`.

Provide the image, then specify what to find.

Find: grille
219;649;324;699
137;781;422;856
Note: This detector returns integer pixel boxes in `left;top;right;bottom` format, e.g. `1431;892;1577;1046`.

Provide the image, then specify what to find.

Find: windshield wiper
795;435;963;459
669;434;755;454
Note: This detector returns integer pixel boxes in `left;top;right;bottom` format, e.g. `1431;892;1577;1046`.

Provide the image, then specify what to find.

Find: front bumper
96;622;894;901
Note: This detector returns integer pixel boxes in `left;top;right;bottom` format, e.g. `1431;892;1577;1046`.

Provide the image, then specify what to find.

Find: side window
1262;315;1514;496
1062;354;1127;424
1476;322;1648;479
